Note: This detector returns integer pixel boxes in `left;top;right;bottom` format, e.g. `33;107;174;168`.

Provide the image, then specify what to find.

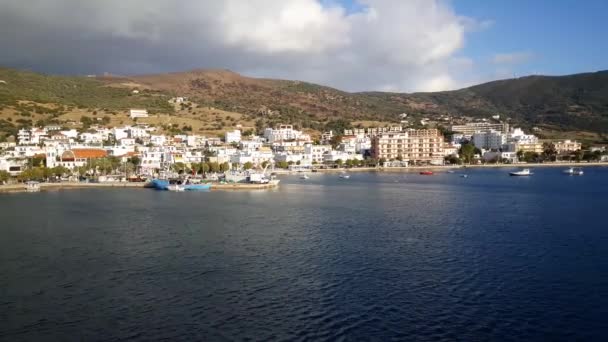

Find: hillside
1;67;608;143
407;71;608;133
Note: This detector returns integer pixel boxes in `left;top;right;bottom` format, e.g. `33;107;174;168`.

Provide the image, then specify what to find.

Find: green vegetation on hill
0;68;173;113
2;67;608;143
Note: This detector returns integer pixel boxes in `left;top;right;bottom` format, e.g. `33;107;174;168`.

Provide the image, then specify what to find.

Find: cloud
0;0;480;92
492;52;535;65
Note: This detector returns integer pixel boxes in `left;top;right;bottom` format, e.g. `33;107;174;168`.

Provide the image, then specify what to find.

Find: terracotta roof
71;149;107;159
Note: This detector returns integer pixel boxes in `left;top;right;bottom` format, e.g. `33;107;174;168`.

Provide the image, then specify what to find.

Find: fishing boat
419;171;434;175
563;167;584;175
148;178;170;190
509;169;533;176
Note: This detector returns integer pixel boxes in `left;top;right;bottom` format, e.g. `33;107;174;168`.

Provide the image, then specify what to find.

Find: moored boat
339;171;350;179
420;171;434;175
509;169;533;176
563;167;583;175
184;183;212;191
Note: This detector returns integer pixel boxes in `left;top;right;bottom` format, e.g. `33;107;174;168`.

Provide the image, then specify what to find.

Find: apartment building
451;122;509;135
371;129;444;165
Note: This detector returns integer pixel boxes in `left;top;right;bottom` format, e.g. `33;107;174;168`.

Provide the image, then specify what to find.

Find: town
1;107;607;185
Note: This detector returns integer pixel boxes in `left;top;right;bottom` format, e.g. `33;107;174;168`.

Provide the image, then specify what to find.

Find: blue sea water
1;167;608;341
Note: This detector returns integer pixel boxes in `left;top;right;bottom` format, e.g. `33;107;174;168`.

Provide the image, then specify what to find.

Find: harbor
0;180;280;193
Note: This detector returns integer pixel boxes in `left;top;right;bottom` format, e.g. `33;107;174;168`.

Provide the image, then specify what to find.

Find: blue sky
336;0;608;79
454;0;608;77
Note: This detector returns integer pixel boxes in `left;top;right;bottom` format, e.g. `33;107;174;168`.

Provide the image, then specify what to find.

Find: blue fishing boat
149;179;170;190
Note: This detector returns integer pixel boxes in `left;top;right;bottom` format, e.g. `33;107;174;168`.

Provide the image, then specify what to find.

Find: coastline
2;162;605;193
0;181;279;193
275;161;608;174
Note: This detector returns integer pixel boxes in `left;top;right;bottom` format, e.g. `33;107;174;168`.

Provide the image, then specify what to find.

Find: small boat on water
420;171;434;175
339;172;350;179
25;181;41;192
300;174;310;180
563;167;584;176
509;168;533;176
150;178;211;191
447;170;455;174
460;174;468;178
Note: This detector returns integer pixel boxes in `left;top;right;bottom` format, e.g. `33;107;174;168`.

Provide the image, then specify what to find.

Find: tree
128;156;141;173
18;167;45;181
335;159;344;167
459;143;476;164
0;170;10;183
243;161;253;170
261;161;269;169
220;162;230;172
276;161;289;169
542;142;557;161
444;155;461;165
172;162;187;174
516;150;524;161
330;135;343;149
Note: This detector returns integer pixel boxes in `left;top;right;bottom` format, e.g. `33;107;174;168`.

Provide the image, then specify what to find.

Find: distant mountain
407;71;608;132
1;67;608;141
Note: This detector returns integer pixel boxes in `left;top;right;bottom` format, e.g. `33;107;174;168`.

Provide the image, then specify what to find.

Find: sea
1;166;608;341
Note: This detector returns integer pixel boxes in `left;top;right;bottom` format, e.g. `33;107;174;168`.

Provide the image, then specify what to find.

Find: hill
1;67;608;143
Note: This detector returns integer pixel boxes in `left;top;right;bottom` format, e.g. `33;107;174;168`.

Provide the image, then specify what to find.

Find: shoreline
2;162;606;193
274;161;608;174
0;181;279;193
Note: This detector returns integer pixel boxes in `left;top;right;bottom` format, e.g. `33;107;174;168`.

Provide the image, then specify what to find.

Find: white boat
300;174;309;180
447;170;456;174
24;181;41;192
167;184;185;191
563;167;583;175
460;174;468;178
339;172;350;179
509;168;533;176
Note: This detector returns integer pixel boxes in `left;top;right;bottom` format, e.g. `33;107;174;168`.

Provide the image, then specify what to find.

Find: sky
0;0;606;92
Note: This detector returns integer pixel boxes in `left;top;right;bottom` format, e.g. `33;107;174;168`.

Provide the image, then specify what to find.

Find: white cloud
492;52;535;65
0;0;484;92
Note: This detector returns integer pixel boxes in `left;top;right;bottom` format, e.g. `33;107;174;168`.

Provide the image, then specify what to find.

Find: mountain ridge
1;66;608;142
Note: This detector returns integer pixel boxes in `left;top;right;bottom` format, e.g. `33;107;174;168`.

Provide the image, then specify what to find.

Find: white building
225;130;242;144
239;140;264;151
508;128;538;144
323;151;363;164
264;124;310;143
79;132;104;145
473;130;506;150
483;151;518;163
274;152;311;166
129;109;149;118
230;150;274;167
0;156;27;176
129;126;150;139
304;144;331;164
17;129;31;145
149;135;167;146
